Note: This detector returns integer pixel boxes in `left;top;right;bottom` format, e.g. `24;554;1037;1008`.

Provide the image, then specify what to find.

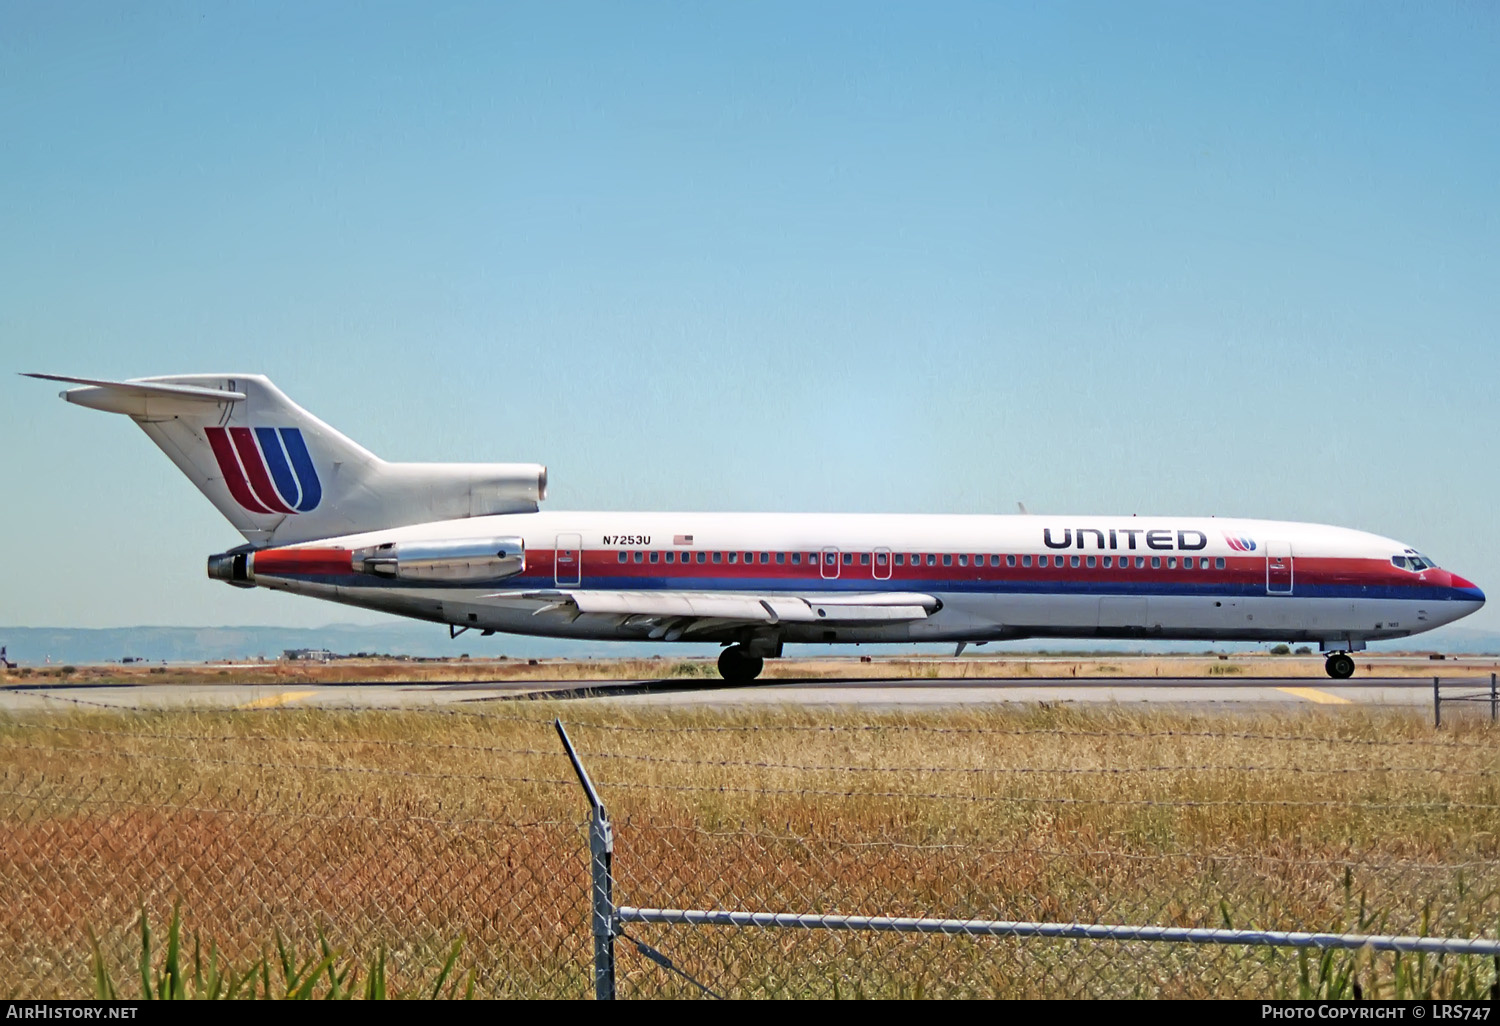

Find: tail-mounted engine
351;537;525;582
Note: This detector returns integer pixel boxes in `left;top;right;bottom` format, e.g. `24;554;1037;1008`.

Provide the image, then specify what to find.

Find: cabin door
1265;541;1293;595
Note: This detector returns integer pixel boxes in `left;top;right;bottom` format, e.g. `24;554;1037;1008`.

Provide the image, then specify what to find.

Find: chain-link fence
557;707;1500;999
2;691;1499;998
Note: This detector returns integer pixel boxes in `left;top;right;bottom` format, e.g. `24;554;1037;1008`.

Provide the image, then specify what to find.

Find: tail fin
28;373;547;546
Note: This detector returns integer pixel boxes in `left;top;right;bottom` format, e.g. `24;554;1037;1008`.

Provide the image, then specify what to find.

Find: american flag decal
673;534;694;545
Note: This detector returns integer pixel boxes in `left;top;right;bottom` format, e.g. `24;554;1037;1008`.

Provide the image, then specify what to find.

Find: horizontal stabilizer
24;373;245;416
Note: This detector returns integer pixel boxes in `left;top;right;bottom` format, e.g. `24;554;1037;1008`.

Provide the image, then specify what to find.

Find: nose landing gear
1324;652;1356;680
717;645;765;682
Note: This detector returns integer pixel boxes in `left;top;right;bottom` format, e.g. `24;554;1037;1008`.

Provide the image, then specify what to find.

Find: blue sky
2;1;1497;635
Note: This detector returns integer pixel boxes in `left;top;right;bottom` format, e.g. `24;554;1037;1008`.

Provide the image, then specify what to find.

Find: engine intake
353;537;525;582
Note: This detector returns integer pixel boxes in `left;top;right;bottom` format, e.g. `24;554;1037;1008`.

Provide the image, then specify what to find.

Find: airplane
28;372;1485;682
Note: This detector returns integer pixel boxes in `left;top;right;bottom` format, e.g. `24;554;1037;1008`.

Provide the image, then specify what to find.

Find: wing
485;589;939;640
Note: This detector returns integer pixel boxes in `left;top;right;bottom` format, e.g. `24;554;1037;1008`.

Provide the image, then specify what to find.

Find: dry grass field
4;650;1497;688
2;697;1498;998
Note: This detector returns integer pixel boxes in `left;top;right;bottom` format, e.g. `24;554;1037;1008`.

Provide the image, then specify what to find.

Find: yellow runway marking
1276;686;1352;705
236;690;318;710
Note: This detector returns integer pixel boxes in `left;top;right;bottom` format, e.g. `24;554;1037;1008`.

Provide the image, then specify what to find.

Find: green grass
91;907;473;999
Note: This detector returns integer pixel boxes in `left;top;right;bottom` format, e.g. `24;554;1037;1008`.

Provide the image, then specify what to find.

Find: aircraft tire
718;646;764;682
1325;653;1355;680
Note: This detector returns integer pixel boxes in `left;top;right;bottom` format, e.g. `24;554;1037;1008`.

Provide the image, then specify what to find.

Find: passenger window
649;552;660;563
697;552;707;564
1182;557;1192;569
942;554;953;566
1215;557;1225;569
633;551;644;563
827;552;838;565
664;552;674;564
1136;556;1146;568
728;553;738;564
1086;556;1096;568
1070;555;1080;568
776;552;785;564
1038;555;1048;568
712;552;722;564
744;552;754;563
1151;556;1161;569
894;554;904;566
1007;555;1016;567
958;555;968;567
617;551;627;563
990;554;1000;567
1167;557;1176;569
876;552;888;565
1102;556;1112;568
791;553;801;565
926;554;937;566
861;553;871;565
1022;555;1033;567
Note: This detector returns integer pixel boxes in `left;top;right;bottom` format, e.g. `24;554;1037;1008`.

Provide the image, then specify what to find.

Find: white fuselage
240;511;1485;652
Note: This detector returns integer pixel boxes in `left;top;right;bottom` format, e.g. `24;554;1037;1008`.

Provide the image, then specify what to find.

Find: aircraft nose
1448;572;1485;605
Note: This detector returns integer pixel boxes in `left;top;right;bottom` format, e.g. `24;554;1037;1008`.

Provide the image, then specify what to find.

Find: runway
2;676;1492;715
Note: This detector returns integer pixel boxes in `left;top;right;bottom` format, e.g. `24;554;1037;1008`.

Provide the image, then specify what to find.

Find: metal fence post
1433;677;1441;728
556;718;617;1000
1491;672;1497;725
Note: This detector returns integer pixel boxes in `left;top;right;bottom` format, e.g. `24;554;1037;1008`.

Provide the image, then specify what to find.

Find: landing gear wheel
1325;653;1356;680
718;646;764;683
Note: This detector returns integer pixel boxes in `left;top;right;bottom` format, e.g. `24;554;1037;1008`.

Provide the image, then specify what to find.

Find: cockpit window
1393;551;1437;572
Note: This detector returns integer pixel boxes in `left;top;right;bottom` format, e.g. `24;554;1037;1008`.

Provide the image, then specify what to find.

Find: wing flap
560;590;777;621
493;589;937;626
799;603;932;622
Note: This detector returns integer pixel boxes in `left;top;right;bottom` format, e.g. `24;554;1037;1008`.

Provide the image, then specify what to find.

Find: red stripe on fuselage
228;427;296;514
253;548;353;577
205;427;274;514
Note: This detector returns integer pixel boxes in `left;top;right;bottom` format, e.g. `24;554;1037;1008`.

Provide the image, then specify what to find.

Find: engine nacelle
353;537;525;582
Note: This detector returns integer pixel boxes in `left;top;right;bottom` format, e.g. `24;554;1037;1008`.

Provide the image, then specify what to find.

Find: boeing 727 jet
30;373;1485;680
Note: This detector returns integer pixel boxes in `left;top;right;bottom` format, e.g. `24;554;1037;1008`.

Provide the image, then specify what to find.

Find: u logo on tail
206;426;322;514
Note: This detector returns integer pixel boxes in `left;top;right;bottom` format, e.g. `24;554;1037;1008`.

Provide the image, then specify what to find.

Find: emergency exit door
555;533;582;587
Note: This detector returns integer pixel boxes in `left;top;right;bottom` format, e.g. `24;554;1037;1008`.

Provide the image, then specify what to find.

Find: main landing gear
718;645;764;683
1324;652;1356;680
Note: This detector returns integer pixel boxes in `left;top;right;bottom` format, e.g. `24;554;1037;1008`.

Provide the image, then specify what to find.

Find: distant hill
0;624;613;665
4;623;1499;666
